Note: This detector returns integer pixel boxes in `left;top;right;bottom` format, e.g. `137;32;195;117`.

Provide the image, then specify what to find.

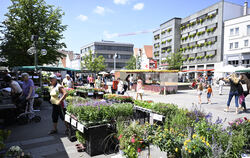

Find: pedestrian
190;79;197;89
136;76;143;100
197;82;203;105
238;75;248;112
62;74;74;88
129;74;134;90
89;75;94;88
224;73;240;114
4;75;22;104
48;74;68;134
21;73;35;118
95;76;101;89
117;78;124;95
206;85;213;104
112;78;118;94
218;78;225;95
125;75;130;90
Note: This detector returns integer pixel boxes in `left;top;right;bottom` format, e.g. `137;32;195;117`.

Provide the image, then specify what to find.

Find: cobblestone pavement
4;85;250;158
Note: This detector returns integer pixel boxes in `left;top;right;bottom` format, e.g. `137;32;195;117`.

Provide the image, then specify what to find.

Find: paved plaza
5;85;250;158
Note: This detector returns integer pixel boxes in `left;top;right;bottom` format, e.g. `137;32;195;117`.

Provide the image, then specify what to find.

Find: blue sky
0;0;245;54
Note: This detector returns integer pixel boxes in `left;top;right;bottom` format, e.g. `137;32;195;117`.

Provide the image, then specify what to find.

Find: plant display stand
84;124;118;156
133;106;151;124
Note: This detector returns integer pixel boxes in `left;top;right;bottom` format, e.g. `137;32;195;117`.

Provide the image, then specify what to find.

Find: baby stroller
15;96;41;125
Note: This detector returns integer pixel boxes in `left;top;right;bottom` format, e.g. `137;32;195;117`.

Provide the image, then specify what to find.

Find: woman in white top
117;78;124;95
62;74;74;88
48;74;68;135
4;75;22;103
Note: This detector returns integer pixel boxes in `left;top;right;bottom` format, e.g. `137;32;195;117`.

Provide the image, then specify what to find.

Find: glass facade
95;45;133;51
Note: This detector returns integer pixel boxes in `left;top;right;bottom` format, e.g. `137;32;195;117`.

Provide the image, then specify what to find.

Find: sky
0;0;245;54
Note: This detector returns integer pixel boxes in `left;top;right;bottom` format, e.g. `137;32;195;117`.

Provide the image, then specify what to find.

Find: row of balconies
181;26;217;45
180;41;217;54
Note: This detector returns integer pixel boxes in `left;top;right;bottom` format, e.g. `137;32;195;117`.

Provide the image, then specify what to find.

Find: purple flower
195;117;199;123
215;117;223;124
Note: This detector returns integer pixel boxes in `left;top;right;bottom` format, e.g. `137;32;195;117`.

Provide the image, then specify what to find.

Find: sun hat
49;74;57;79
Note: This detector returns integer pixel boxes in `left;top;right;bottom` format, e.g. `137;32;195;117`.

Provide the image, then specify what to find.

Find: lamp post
113;53;117;70
27;35;47;72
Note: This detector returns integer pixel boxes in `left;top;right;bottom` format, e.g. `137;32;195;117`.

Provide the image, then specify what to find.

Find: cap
49;74;57;79
21;73;29;77
66;74;70;77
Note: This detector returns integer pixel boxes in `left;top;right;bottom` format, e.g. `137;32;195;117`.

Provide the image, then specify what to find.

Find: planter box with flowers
161;41;166;45
167;28;172;32
167;39;172;43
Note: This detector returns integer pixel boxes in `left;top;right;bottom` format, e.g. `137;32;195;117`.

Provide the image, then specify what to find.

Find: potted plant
167;39;172;43
167;48;171;53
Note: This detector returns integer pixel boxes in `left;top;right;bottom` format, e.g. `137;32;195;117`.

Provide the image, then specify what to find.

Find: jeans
227;91;239;107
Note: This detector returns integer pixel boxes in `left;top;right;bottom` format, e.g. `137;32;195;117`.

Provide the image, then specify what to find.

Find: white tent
215;65;236;73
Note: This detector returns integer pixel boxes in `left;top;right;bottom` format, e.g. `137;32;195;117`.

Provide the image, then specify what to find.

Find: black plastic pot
85;124;118;156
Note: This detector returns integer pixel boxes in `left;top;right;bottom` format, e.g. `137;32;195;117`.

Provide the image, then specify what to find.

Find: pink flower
118;134;123;140
131;137;135;143
137;148;141;153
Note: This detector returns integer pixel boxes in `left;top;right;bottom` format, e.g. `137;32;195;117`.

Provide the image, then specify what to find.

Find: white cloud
76;14;88;21
133;3;144;10
103;31;119;39
93;6;114;16
113;0;129;5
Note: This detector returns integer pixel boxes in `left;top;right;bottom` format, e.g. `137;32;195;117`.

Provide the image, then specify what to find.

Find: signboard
152;113;163;121
88;92;94;96
71;119;77;127
98;92;104;95
65;114;70;123
77;122;84;133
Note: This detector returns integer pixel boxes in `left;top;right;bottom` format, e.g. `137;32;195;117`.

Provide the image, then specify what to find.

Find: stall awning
236;68;250;73
119;69;179;73
181;69;214;72
13;66;82;72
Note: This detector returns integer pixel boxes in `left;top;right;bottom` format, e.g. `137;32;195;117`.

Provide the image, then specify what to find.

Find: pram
15;96;41;125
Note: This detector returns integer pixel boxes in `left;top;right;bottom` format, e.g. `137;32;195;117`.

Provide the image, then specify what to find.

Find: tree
125;56;136;70
82;51;106;73
0;0;67;67
166;52;183;70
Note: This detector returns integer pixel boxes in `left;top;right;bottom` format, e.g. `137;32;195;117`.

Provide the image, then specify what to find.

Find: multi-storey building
224;2;250;67
153;18;181;69
153;1;249;76
80;41;134;72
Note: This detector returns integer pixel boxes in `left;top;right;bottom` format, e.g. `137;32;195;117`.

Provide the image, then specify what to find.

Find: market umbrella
110;70;116;74
235;67;250;73
98;71;108;75
215;65;236;73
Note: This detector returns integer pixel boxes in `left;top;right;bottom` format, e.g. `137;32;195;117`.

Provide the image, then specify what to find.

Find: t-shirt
63;78;73;88
22;79;35;97
11;80;22;94
219;80;225;86
118;81;124;92
207;88;212;93
129;77;133;83
229;79;239;92
49;83;67;108
95;79;101;88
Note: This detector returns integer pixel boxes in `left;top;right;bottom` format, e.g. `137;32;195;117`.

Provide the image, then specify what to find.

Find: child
206;85;213;104
197;83;203;105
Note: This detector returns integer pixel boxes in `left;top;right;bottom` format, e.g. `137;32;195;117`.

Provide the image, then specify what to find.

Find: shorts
197;91;202;95
52;104;66;123
207;93;211;98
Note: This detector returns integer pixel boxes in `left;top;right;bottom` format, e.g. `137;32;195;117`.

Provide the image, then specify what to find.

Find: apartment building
224;2;250;67
80;41;134;72
153;1;249;75
134;45;156;69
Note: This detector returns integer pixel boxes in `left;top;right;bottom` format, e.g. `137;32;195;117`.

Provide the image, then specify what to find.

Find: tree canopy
81;51;106;73
166;52;183;70
0;0;67;67
125;56;136;70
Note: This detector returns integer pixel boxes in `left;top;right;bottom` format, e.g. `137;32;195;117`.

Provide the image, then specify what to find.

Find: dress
137;79;143;93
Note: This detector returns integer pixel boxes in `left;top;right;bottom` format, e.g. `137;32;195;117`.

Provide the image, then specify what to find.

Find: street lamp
113;52;117;70
27;35;47;71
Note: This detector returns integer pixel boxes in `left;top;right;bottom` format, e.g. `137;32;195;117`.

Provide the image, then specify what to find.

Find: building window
235;42;239;48
229;43;233;49
244;40;249;47
247;25;250;35
230;29;234;36
235;27;239;35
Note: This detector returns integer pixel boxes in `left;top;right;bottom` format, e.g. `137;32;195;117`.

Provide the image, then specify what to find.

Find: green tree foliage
125;56;136;70
166;52;183;70
82;51;106;73
0;0;67;67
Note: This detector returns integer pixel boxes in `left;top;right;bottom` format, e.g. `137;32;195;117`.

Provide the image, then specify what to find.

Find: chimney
244;0;248;15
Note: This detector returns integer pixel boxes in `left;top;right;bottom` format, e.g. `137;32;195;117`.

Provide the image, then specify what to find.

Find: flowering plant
182;135;212;158
65;88;76;96
104;94;133;103
6;146;23;157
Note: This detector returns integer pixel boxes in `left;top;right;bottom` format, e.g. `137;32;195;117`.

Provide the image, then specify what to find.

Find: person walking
48;74;68;134
129;74;134;90
206;85;213;104
224;73;240;114
21;73;35;118
89;75;94;88
238;76;248;112
197;82;203;105
218;78;225;95
136;76;143;100
62;74;74;88
94;76;101;89
117;78;124;95
112;78;118;94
